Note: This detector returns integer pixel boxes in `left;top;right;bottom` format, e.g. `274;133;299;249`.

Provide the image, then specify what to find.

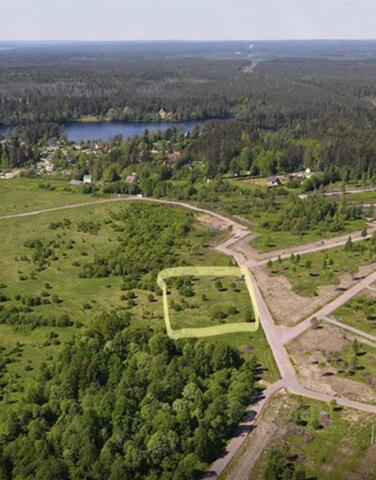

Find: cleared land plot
287;323;376;404
165;274;254;329
268;239;376;297
334;291;376;335
246;394;376;480
0;177;89;216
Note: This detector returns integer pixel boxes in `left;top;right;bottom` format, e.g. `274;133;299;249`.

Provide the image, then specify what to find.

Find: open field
244;393;376;480
0;177;89;216
268;239;376;297
166;275;254;329
334;291;376;335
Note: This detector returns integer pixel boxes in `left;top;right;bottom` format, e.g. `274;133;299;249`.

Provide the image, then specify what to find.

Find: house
125;174;139;185
164;150;182;165
83;174;92;184
159;108;173;120
267;176;281;187
165;154;176;165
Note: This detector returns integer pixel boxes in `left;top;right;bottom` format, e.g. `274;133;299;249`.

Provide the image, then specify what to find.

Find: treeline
0;324;259;479
264;193;363;235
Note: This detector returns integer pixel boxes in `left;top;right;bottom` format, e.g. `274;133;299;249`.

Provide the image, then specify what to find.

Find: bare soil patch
255;263;376;326
287;324;376;404
197;213;229;231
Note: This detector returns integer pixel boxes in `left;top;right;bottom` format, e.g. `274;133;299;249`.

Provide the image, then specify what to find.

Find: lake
0;121;203;142
64;121;202;141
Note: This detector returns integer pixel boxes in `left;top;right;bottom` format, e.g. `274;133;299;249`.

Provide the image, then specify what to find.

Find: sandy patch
196;213;230;231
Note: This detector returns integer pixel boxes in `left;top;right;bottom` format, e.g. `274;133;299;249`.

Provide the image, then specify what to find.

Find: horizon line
2;38;376;43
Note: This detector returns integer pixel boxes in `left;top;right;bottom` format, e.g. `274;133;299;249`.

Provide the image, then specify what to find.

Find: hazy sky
1;0;376;41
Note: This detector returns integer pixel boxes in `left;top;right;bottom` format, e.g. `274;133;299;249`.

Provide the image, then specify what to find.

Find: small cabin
125;174;139;185
267;176;281;187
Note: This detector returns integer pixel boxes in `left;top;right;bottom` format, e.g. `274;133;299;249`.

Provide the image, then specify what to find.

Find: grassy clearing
334;292;376;335
0;202;228;414
0;177;89;216
250;394;376;480
166;275;254;329
268;238;376;297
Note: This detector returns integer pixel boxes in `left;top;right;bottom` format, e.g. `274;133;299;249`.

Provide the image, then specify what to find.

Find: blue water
0;121;202;142
64;121;201;142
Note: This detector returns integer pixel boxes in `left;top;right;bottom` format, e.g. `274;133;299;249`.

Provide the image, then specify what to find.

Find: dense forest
2;41;376;177
0;327;258;479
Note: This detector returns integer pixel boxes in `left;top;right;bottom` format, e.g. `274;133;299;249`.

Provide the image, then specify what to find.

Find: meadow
0;177;89;216
166;275;254;329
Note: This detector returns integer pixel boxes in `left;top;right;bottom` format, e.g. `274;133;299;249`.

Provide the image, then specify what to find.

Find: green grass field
166;275;254;329
249;395;376;480
0;177;90;216
268;239;376;297
334;293;376;335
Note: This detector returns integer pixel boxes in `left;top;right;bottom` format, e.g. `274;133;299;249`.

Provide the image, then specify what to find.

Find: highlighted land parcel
157;266;260;339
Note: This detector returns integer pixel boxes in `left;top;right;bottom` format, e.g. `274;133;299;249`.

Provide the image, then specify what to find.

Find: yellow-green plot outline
157;266;260;339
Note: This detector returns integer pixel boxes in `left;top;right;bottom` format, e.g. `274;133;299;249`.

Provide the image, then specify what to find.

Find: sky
1;0;376;41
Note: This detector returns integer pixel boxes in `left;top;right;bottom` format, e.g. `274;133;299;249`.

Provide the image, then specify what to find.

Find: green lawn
0;177;90;216
334;293;376;335
250;395;376;480
268;239;376;297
